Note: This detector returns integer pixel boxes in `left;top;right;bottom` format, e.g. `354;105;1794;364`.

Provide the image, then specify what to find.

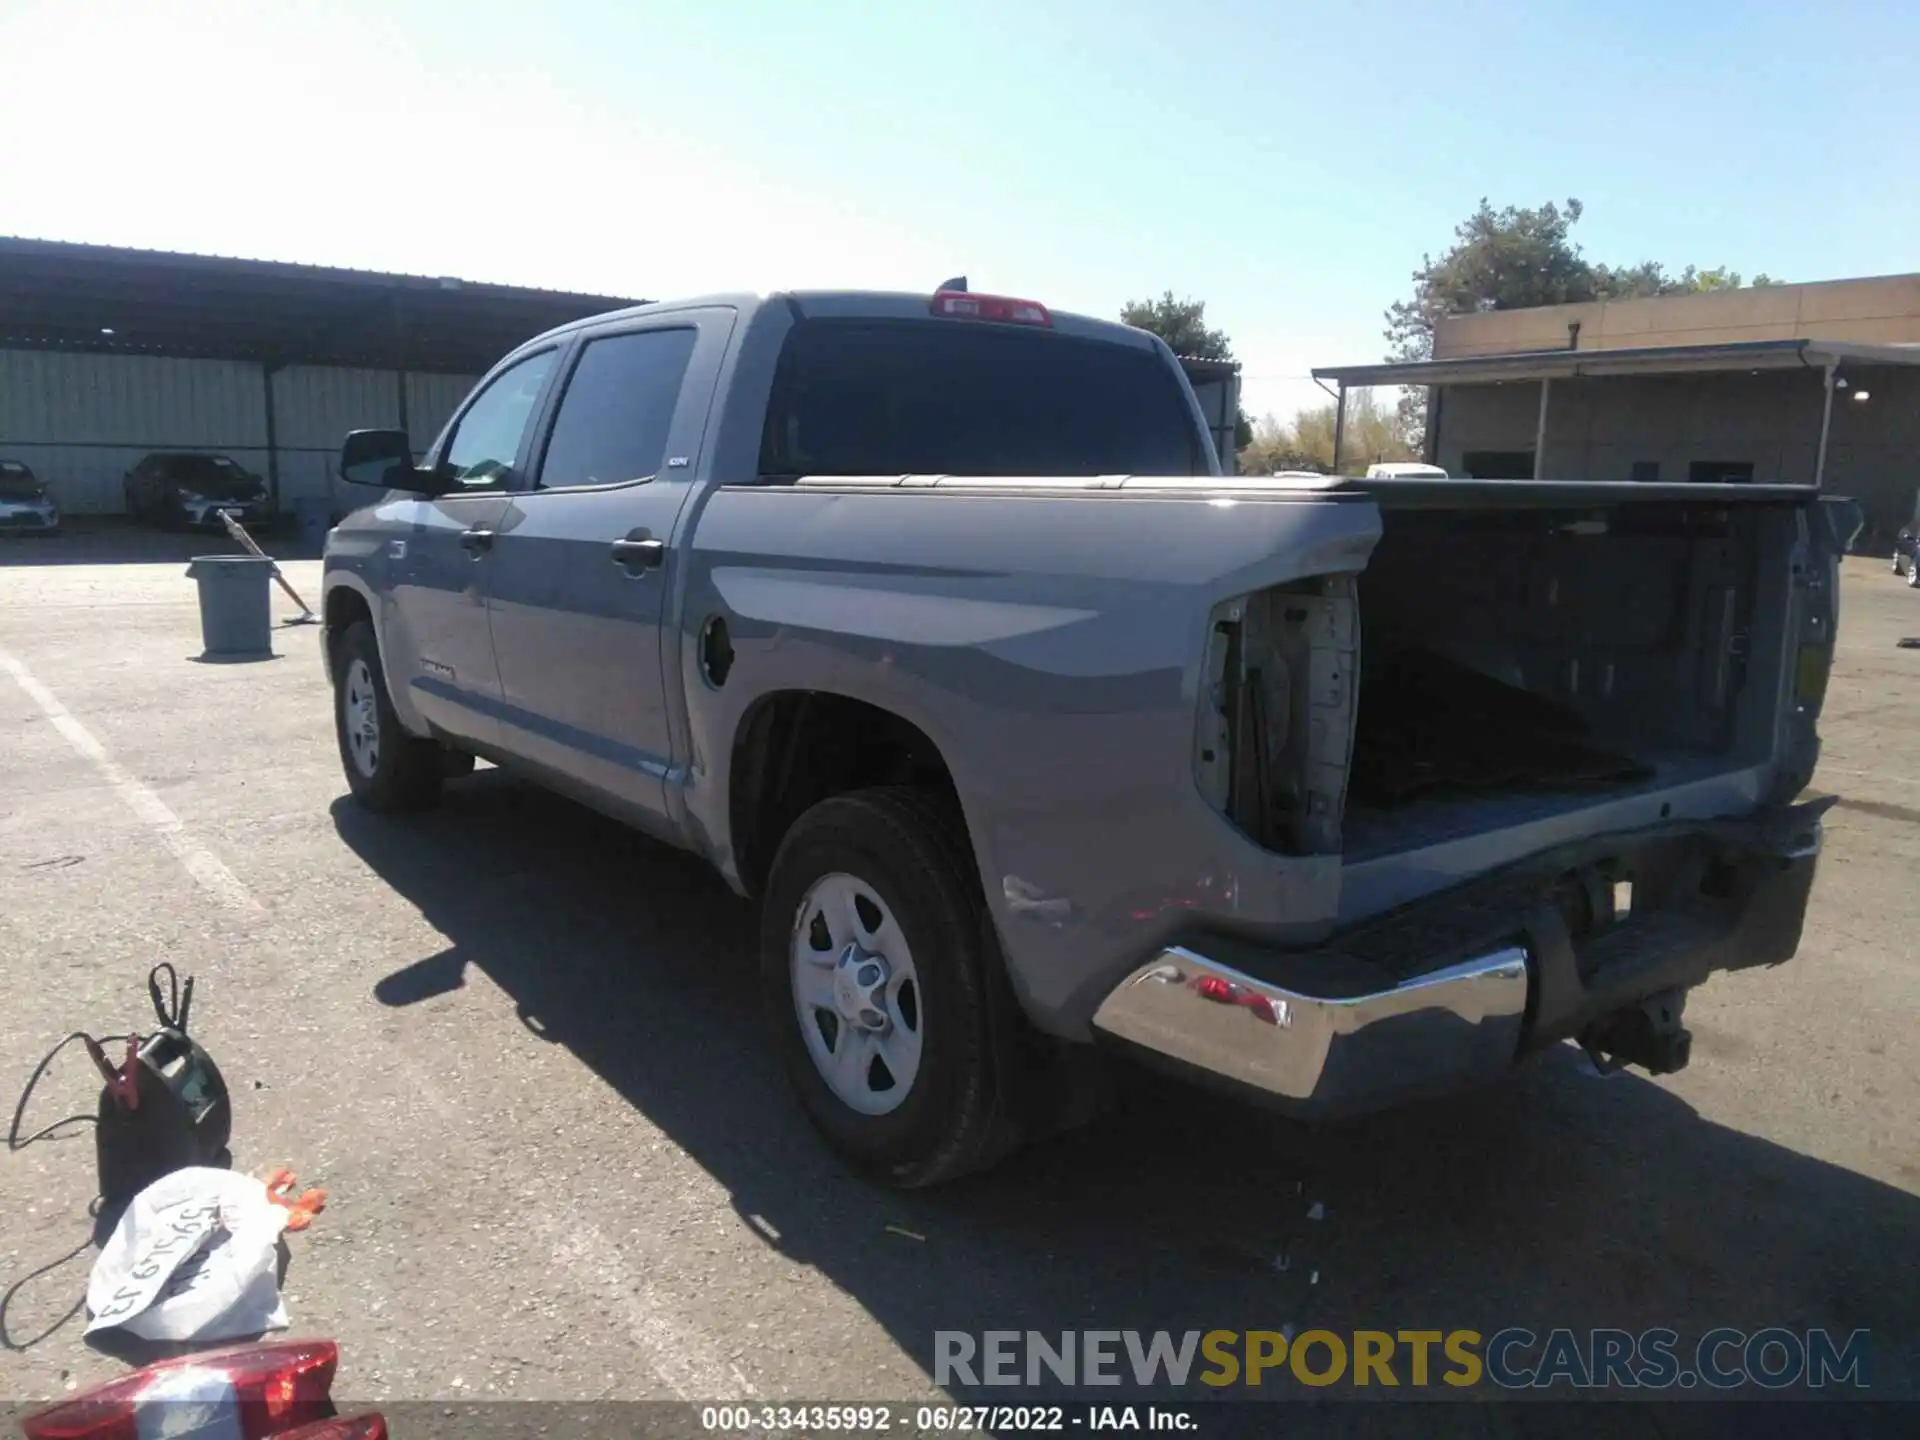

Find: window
1630;461;1661;483
760;320;1203;478
1459;450;1535;480
536;328;697;489
441;349;559;490
1689;460;1754;484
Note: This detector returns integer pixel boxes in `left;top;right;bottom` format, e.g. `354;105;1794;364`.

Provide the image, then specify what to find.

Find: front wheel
760;787;1019;1187
332;621;447;811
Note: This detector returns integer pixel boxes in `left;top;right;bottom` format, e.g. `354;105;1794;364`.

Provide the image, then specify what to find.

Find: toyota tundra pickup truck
321;287;1845;1186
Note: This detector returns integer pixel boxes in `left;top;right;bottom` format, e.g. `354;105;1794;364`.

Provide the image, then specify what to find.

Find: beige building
1314;273;1920;535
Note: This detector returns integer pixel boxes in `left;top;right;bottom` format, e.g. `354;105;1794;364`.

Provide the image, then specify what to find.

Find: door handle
459;526;495;554
610;536;666;572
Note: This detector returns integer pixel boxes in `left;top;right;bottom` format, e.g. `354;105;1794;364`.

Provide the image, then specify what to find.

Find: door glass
536;328;698;490
441;350;559;490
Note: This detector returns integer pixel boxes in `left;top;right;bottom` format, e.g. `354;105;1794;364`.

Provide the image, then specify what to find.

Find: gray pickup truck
322;287;1843;1186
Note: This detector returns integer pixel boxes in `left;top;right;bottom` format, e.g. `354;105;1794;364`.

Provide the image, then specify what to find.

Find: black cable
148;962;182;1031
8;1032;141;1153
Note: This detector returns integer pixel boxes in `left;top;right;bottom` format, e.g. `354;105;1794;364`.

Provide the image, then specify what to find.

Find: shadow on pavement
339;772;1920;1405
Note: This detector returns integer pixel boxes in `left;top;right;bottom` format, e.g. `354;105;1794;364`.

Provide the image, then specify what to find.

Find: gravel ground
0;526;1913;1426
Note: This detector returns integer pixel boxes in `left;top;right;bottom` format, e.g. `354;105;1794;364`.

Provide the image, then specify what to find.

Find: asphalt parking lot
1;524;1915;1422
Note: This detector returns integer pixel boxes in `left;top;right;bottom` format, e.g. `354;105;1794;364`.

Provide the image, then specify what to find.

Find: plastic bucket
186;555;274;657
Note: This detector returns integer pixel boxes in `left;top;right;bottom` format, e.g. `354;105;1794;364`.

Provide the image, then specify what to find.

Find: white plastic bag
86;1167;291;1342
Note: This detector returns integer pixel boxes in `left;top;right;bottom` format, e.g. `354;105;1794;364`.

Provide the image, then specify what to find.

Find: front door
383;346;560;748
485;310;730;826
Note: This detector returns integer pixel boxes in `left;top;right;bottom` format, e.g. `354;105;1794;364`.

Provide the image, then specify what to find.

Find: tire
760;787;1021;1187
441;748;478;779
1892;553;1905;576
1908;559;1920;590
332;621;446;812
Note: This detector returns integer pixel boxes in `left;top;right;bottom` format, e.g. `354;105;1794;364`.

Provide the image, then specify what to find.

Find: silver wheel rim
790;871;924;1116
343;658;381;778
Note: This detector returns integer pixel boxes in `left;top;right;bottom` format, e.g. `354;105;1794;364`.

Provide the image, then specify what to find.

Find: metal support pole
1813;362;1836;490
1532;377;1552;479
1331;384;1347;475
261;362;281;514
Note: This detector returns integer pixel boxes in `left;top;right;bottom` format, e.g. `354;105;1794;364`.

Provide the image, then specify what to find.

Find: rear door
485;308;732;826
383;346;562;749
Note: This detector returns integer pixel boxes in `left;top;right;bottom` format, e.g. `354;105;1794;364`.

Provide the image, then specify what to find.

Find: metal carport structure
1312;338;1920;495
0;237;640;513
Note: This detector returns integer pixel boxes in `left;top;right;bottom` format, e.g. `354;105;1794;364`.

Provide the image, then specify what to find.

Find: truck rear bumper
1090;800;1829;1119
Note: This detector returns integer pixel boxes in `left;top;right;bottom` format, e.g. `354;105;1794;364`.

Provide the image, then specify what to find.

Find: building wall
1433;273;1920;359
1435;366;1920;530
0;349;478;515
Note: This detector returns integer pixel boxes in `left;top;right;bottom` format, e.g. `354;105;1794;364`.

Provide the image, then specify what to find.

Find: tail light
929;290;1051;326
22;1339;338;1440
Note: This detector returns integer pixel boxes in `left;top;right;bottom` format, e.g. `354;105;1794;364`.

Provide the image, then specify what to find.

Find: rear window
759;320;1204;478
163;455;243;480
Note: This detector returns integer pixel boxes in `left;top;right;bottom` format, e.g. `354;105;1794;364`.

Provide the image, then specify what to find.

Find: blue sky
1;0;1913;419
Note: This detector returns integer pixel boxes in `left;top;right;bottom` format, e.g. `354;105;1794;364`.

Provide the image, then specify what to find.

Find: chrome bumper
1090;944;1529;1116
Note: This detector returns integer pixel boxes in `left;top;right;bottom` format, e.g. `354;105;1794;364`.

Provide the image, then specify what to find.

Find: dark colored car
0;459;60;534
124;453;271;530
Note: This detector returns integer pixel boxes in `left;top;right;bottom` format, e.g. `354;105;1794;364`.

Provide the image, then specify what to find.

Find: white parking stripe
0;647;263;918
406;1062;759;1400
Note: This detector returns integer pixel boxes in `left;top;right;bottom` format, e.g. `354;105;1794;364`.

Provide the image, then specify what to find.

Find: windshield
0;463;41;500
161;455;257;492
760;319;1204;477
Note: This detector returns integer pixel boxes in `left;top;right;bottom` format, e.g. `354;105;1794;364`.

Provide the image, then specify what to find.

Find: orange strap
262;1168;328;1232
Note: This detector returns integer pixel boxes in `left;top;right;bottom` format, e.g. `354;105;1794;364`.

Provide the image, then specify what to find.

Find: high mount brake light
929;290;1052;326
22;1339;339;1440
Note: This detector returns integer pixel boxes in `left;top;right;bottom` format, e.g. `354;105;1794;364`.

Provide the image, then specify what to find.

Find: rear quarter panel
676;484;1380;1036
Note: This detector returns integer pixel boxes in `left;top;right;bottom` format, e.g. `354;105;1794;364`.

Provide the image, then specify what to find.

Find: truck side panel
674;485;1382;1036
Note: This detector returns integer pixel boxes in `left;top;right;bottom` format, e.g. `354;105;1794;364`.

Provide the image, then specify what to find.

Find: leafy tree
1382;198;1780;440
1239;393;1415;475
1120;291;1236;361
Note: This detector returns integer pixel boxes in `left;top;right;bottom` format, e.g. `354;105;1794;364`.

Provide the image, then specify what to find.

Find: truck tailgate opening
1195;485;1826;909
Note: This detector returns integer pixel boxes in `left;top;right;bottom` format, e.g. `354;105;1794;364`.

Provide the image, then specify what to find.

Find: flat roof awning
0;236;642;373
1313;338;1920;388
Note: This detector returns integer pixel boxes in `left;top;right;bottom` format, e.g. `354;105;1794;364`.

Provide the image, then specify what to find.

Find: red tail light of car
22;1339;339;1440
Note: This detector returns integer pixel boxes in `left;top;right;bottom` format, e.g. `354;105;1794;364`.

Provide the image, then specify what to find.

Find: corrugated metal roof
0;236;643;372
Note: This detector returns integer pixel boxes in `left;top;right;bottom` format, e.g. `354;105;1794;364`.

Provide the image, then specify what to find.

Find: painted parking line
0;646;264;918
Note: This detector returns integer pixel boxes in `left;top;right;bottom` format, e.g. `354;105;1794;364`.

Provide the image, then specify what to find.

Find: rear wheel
1908;558;1920;590
333;621;446;811
760;787;1020;1187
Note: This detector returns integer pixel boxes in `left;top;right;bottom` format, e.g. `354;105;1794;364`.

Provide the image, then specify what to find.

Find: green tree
1238;393;1415;475
1382;198;1779;440
1120;291;1236;360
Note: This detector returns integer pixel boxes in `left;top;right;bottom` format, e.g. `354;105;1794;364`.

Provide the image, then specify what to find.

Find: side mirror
340;429;436;493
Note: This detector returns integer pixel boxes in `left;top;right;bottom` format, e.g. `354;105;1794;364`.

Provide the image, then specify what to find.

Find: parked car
322;287;1841;1187
124;452;271;529
1365;462;1449;480
0;459;60;534
1892;524;1919;586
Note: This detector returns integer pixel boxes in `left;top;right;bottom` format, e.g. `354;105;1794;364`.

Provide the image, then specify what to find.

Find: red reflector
280;1414;389;1440
23;1339;339;1440
1191;974;1279;1025
929;290;1052;326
